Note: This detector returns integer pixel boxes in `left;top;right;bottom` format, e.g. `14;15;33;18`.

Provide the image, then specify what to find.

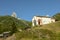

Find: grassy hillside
15;21;60;40
0;15;30;34
33;21;60;33
0;15;60;40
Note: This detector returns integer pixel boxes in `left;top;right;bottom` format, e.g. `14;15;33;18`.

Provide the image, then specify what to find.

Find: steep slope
0;15;30;34
15;21;60;40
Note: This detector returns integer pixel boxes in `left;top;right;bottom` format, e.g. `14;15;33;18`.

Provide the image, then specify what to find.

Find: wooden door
38;19;41;25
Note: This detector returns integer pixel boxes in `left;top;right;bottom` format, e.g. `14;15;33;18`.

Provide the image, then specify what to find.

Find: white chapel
32;16;55;26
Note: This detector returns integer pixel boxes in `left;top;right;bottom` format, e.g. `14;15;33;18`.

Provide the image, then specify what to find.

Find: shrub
53;13;60;21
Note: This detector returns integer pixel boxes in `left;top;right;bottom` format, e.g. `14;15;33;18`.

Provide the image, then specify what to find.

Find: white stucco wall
32;18;35;26
41;18;52;24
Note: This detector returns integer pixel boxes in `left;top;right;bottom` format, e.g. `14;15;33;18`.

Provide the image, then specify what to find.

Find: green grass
0;15;60;40
0;15;31;34
15;21;60;40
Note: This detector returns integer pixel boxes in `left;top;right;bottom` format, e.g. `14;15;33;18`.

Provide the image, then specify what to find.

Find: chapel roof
36;16;51;18
35;16;55;19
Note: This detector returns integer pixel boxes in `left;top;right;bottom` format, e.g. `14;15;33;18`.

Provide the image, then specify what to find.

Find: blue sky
0;0;60;21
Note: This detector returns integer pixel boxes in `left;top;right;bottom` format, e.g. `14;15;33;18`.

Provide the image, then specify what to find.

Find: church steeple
11;12;17;18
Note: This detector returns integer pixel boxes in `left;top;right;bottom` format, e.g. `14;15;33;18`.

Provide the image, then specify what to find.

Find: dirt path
0;34;16;40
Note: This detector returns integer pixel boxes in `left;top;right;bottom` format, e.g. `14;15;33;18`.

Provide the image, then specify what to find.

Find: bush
0;16;18;34
53;13;60;21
